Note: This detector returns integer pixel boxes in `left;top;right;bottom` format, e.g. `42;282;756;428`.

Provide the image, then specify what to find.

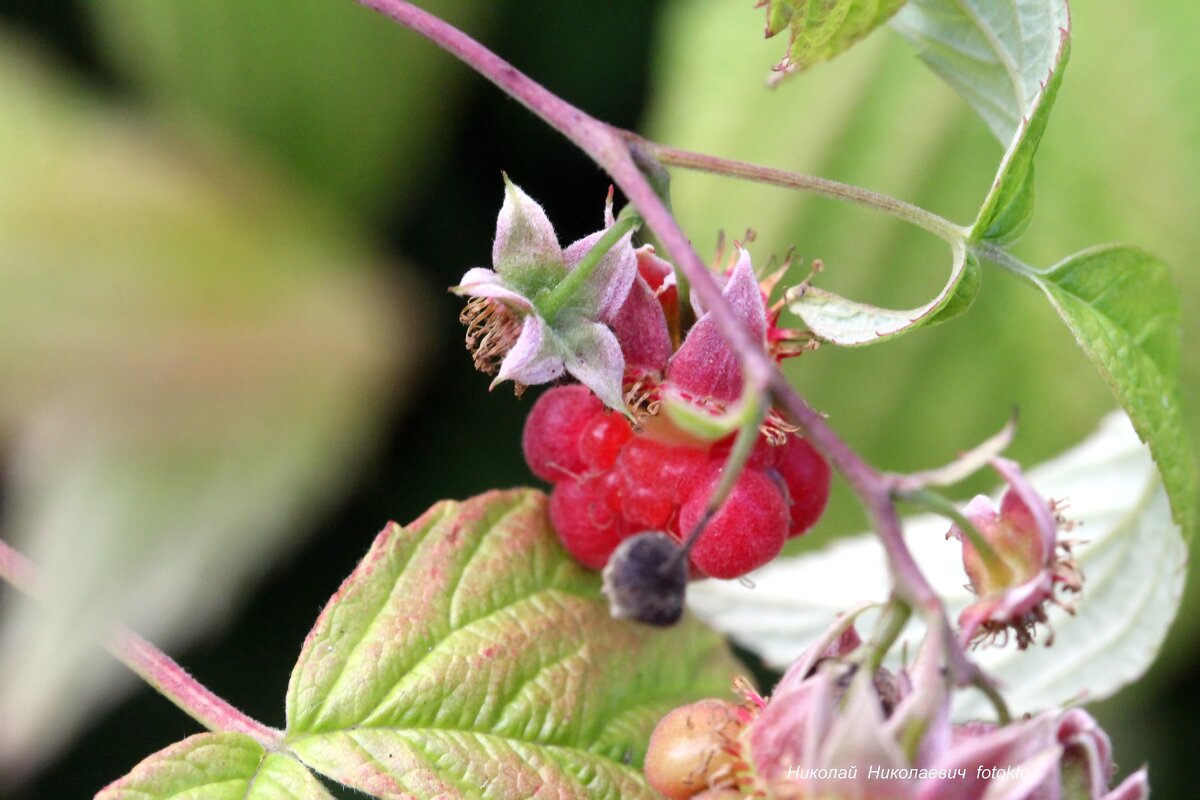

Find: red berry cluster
523;385;831;579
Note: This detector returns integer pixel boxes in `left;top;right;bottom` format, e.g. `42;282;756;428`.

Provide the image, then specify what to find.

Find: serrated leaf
96;732;333;800
891;0;1070;144
892;0;1071;243
687;412;1186;719
765;0;909;82
785;240;979;345
283;490;741;800
84;0;488;217
1032;245;1197;539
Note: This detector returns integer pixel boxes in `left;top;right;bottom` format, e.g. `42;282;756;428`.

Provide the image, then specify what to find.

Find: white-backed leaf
786;240;979;346
688;412;1185;719
892;0;1071;243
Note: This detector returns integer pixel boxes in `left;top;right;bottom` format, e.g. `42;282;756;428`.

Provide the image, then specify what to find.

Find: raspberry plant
0;0;1193;798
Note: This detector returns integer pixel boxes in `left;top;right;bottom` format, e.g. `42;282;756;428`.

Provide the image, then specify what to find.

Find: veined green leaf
764;0;909;82
786;240;979;345
284;490;741;800
96;733;333;800
1033;245;1197;539
688;412;1187;718
892;0;1071;244
891;0;1070;144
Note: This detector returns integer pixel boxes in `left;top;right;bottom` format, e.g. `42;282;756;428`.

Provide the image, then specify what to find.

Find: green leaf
84;0;488;217
1032;245;1197;539
892;0;1071;243
891;0;1070;144
765;0;910;82
785;240;979;345
96;733;333;800
284;490;741;799
970;35;1069;244
688;412;1187;718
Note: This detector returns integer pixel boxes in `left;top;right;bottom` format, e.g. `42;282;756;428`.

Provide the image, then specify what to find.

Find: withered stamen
460;296;523;376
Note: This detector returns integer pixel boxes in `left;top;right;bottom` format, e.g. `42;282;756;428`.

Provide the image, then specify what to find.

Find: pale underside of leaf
687;412;1186;719
1033;245;1197;540
785;240;979;345
96;732;333;800
891;0;1070;144
285;490;740;799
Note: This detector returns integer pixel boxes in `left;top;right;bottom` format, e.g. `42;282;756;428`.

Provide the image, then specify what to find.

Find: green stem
0;536;281;746
538;210;643;323
628;135;970;245
864;598;912;676
901;488;1013;587
972;240;1047;278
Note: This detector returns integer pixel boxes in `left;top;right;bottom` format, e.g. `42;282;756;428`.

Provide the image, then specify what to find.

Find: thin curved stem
629;135;970;245
0;536;281;747
357;0;989;689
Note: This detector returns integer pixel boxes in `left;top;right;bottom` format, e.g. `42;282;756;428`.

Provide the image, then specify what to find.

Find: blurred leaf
0;40;421;771
786;239;979;345
688;412;1187;719
97;732;333;800
1031;246;1196;539
763;0;908;83
84;0;489;217
891;0;1071;144
285;490;741;799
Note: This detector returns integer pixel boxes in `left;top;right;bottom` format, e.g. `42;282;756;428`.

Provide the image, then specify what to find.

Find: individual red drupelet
774;435;831;538
549;472;628;570
522;385;603;482
614;436;709;531
678;467;788;579
578;411;633;471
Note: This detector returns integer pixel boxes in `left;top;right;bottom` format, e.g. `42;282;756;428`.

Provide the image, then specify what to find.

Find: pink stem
0;537;280;747
358;1;983;683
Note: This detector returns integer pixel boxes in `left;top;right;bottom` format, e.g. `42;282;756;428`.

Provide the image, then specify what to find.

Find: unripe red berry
522;385;603;482
774;435;830;537
645;699;745;799
577;411;633;471
549;473;627;569
679;469;788;579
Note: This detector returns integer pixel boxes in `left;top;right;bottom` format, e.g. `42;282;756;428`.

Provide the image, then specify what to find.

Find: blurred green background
0;1;1194;797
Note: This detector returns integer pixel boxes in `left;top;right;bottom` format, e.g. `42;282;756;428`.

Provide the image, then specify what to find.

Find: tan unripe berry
644;699;744;799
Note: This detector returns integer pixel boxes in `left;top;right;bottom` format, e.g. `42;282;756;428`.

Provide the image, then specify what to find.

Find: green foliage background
0;1;1195;797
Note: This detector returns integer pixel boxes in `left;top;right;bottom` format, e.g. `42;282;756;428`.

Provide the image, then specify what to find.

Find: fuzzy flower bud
951;458;1082;648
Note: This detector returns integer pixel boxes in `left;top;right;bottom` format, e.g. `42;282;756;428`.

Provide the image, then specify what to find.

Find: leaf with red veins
666;249;768;405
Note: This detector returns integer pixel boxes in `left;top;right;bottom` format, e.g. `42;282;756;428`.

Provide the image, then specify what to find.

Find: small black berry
602;531;688;627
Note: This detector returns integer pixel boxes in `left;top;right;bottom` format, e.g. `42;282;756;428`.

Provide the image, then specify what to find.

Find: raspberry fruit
644;699;745;799
614;436;709;530
578;411;633;470
679;468;788;579
522;385;602;482
548;473;626;569
774;435;830;537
